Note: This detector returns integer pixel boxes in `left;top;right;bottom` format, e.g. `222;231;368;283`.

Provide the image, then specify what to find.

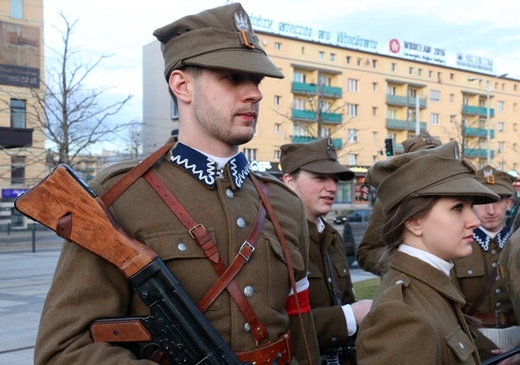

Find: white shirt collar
398;244;454;277
316;217;326;233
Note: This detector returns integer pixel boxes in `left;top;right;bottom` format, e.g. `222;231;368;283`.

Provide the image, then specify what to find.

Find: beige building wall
245;31;520;174
0;0;46;228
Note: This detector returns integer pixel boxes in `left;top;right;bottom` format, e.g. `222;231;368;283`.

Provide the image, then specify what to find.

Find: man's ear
168;70;192;103
404;217;423;237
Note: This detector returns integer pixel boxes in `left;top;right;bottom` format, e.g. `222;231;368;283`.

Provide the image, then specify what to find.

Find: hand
490;348;520;365
351;299;373;326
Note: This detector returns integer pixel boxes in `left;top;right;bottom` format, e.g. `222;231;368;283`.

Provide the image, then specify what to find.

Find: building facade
0;0;46;230
143;22;520;212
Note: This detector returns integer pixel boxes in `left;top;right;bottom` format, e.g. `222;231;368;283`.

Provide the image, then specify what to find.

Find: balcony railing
386;95;427;108
291;82;342;98
463;127;495;139
385;118;427;132
292;109;342;123
0;127;33;148
461;105;495;118
464;148;495;159
291;136;342;148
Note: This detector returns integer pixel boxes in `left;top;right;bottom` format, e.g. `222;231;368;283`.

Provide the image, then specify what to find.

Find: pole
415;95;420;134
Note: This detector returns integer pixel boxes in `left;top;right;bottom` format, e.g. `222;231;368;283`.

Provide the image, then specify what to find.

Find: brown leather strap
235;332;293;365
250;175;314;364
101;142;174;207
142;170;269;345
466;267;498;316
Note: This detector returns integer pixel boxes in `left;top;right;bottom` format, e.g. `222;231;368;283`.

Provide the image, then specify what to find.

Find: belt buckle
239;241;255;261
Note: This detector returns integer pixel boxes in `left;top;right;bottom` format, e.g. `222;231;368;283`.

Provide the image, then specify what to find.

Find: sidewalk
0;241;376;365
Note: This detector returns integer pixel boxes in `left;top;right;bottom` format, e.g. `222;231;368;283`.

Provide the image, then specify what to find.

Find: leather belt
235;332;293;365
473;310;517;328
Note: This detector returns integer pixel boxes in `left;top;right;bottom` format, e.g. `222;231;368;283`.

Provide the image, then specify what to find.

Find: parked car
347;209;372;222
333;214;349;224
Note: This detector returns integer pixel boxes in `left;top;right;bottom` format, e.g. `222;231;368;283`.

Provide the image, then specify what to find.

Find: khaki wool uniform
499;228;520;324
453;228;514;321
356;251;480;364
307;220;356;349
355;199;386;276
34;145;319;365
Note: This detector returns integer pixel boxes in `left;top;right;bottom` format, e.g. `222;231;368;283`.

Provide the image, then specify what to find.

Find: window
428;70;433;78
357;57;362;66
293;98;305;110
430;90;440;103
450;93;454;102
372;82;378;92
273;149;281;160
346;56;351;64
498;122;504;132
320;127;330;138
450;73;455;80
274;42;281;50
372;107;377;116
347;129;358;143
301;46;305;55
514;103;518;112
243;148;257;161
293;71;305;83
418;69;422;76
497;101;505;112
387;109;397;119
318;51;324;60
293;125;308;137
347;104;358;117
391;63;397;71
409;67;414;75
372;59;378;68
498;141;504;154
274;95;281;106
11;156;25;185
10;0;23;19
431;113;440;126
348;154;358;165
348;79;359;92
274;123;282;133
408;88;417;98
330;53;335;62
387;85;397;95
372;131;378;141
318;75;331;86
10;99;26;128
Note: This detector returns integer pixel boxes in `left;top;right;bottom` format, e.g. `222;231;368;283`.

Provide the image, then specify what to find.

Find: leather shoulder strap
101;142;174;207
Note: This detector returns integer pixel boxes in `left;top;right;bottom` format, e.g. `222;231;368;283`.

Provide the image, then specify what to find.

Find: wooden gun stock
14;164;157;278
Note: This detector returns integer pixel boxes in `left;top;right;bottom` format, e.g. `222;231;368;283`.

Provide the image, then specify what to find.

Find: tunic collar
473;225;511;251
169;142;250;189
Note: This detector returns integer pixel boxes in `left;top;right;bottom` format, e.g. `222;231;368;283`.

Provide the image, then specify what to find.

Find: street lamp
468;73;508;165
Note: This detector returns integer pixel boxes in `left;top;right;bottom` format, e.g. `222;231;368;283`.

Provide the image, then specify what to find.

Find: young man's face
284;170;339;222
472;196;513;232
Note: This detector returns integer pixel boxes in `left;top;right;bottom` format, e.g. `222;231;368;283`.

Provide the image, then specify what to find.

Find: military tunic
355;199;386;276
357;251;480;365
453;227;515;324
34;144;320;365
307;219;356;349
499;228;520;322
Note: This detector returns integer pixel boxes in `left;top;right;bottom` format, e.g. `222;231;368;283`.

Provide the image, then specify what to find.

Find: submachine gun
15;164;242;365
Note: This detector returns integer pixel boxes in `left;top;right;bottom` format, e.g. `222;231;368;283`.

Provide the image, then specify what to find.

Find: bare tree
32;13;133;167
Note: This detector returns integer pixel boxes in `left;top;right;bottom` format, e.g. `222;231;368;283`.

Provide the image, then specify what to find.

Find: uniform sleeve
356;199;387;276
498;232;520;321
34;242;156;365
287;199;321;365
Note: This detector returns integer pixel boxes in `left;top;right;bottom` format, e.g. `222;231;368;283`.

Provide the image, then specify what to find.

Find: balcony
291;136;342;148
292;109;342;124
464;148;495;159
386;95;427;108
291;82;342;98
463;127;495;139
386;118;427;132
461;105;495;118
0;127;33;148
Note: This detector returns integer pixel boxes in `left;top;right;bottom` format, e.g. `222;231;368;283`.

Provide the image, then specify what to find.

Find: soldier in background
453;165;519;354
281;138;372;364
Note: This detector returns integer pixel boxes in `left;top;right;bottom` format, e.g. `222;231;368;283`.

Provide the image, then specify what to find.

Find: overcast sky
43;0;520;149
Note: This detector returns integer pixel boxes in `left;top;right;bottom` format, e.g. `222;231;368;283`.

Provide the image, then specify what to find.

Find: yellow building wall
242;31;520;174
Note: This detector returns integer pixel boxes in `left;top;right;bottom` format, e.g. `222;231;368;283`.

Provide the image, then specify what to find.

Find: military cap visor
154;3;284;80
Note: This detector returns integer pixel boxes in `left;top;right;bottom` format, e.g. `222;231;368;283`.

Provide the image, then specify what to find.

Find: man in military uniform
34;4;319;365
356;131;442;276
453;165;520;352
280;138;372;364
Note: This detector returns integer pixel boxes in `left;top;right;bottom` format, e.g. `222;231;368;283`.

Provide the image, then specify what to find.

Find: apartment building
143;15;520;211
0;0;45;229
